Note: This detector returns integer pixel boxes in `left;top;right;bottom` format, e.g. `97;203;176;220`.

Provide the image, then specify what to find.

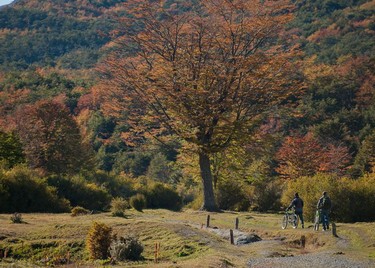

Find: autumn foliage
276;133;351;179
98;0;302;211
14;100;91;174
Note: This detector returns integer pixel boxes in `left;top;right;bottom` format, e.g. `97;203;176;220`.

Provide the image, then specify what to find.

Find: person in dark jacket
317;191;332;231
287;192;304;228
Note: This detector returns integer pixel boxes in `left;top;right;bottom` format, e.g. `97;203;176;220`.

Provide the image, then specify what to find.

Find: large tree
98;0;302;211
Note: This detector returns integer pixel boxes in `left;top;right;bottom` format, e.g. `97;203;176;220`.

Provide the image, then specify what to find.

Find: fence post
332;222;337;237
300;235;306;248
235;217;239;230
206;215;210;228
154;242;160;263
230;229;234;245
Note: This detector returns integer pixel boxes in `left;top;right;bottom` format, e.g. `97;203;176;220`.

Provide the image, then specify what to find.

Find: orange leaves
307;24;340;43
97;0;302;152
276;133;352;179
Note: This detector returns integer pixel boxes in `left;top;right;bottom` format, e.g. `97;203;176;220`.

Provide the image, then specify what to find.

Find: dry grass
0;210;374;267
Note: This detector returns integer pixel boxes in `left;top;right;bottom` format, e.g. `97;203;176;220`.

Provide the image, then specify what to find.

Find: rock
236;233;262;245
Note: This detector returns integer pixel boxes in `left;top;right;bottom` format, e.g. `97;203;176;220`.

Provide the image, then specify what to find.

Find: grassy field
0;209;374;267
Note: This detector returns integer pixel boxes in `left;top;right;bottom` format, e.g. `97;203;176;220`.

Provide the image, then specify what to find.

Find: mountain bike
281;210;298;229
314;209;330;231
314;209;320;231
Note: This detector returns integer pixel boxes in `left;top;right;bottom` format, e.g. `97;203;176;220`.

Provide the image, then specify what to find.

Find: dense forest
0;0;374;222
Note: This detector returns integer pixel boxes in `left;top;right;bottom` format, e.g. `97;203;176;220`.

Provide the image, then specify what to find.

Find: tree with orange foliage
276;133;351;179
98;0;302;211
15;100;92;175
276;133;323;179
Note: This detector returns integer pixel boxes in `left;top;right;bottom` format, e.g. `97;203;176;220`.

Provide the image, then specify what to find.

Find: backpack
321;197;331;209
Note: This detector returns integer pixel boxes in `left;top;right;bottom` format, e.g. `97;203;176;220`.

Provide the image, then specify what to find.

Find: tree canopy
98;0;303;211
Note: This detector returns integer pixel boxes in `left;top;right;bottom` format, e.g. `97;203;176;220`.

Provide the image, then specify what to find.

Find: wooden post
235;217;239;230
300;235;306;248
230;229;234;245
206;215;210;228
332;222;337;237
154;242;159;263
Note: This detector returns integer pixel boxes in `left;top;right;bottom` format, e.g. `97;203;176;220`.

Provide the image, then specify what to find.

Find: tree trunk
198;151;220;211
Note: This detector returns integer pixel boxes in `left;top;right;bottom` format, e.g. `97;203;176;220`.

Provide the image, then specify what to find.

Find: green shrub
129;194;146;212
187;192;204;210
47;175;111;211
282;173;375;222
71;206;90;217
86;222;112;260
81;170;137;198
144;183;182;211
0;165;70;213
251;180;283;212
216;180;251;211
110;235;143;261
110;197;128;217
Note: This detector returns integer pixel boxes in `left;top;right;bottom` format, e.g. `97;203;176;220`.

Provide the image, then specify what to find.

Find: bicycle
314;209;320;231
281;210;298;229
314;209;330;231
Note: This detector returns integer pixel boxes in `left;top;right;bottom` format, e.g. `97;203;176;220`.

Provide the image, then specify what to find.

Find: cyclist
317;191;332;231
287;192;304;228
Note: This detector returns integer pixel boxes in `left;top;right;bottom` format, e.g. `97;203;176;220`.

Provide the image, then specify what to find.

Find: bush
216;180;251;211
0;165;70;213
86;222;112;260
129;194;146;212
71;206;90;216
110;235;143;261
82;170;137;198
251;180;283;212
282;173;375;222
144;183;182;211
110;197;128;217
47;175;111;211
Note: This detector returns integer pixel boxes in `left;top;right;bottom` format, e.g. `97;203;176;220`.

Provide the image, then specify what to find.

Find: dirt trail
159;216;375;268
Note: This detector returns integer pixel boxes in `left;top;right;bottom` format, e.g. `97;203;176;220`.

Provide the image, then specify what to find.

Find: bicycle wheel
282;214;288;229
291;214;298;228
314;211;320;231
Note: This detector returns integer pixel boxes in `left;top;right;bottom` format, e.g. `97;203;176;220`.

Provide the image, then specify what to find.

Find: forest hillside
0;0;374;221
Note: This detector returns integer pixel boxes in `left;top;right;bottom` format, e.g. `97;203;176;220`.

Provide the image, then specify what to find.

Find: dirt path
161;216;375;268
247;251;375;268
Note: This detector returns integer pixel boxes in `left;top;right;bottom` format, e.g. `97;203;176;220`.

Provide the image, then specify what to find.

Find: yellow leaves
303;56;334;81
307;23;340;43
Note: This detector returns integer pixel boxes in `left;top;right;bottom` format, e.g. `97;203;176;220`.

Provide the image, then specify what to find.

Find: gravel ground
247;251;375;268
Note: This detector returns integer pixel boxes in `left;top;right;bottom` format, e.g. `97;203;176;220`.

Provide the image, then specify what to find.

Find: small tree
86;222;112;260
110;197;128;217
